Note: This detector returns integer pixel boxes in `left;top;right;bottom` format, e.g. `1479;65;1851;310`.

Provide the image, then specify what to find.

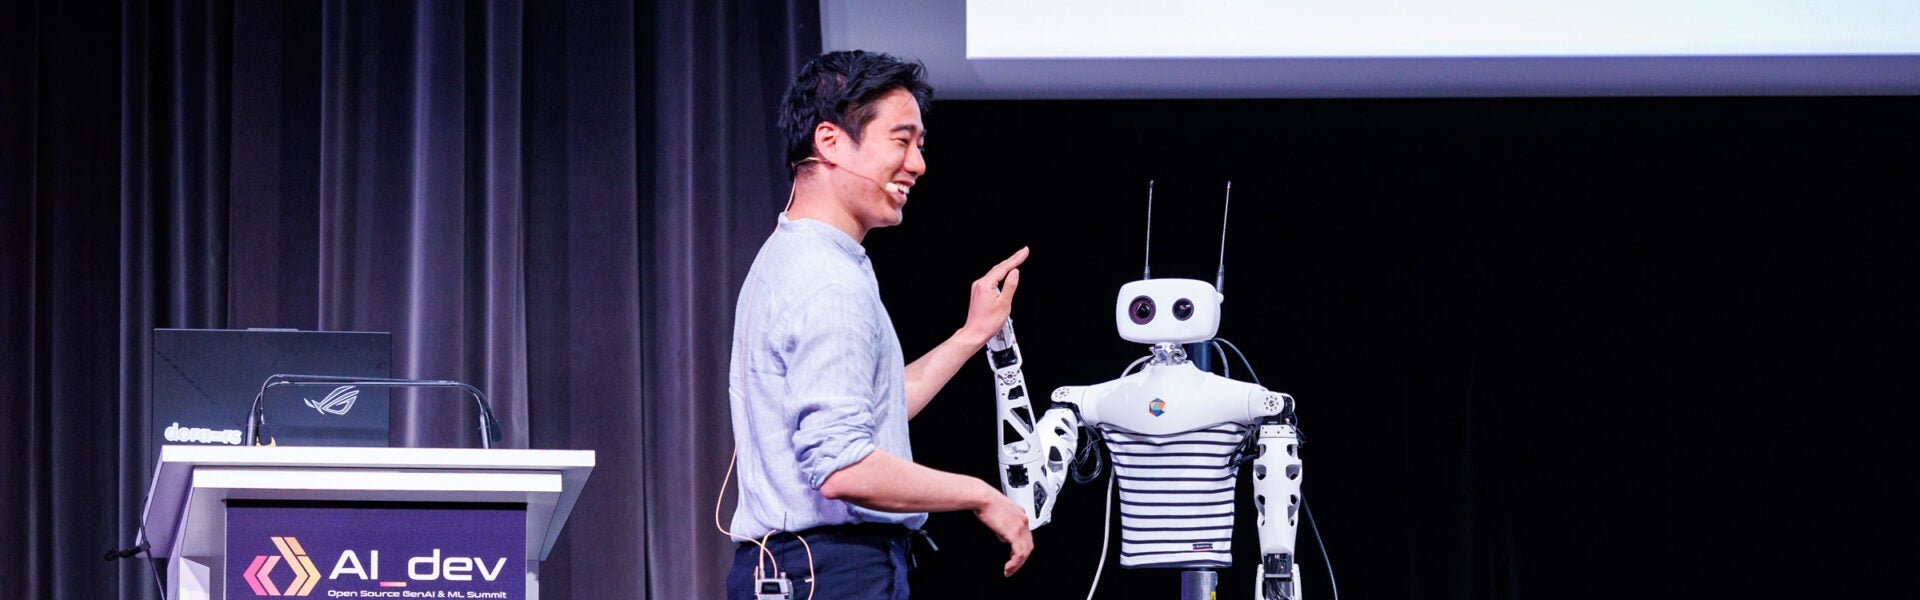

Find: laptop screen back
150;329;391;463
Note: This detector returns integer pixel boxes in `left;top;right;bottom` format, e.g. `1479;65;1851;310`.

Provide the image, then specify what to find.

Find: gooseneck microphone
244;374;503;449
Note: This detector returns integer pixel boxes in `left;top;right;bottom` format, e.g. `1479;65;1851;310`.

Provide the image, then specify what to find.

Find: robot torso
1053;360;1285;568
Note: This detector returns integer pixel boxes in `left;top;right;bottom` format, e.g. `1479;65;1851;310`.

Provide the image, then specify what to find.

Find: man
723;50;1032;599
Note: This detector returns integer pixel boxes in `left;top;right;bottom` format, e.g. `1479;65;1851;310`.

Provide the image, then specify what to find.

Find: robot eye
1172;298;1194;320
1128;295;1155;325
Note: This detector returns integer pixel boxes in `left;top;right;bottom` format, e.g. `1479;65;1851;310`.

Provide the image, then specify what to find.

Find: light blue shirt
727;213;924;539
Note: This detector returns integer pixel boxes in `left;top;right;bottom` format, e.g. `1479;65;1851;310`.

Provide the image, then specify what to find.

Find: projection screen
821;0;1920;98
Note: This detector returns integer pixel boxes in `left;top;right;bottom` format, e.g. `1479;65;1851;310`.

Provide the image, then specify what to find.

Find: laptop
149;328;392;464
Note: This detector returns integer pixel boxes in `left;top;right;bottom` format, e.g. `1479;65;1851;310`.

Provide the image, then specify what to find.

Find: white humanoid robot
986;183;1308;600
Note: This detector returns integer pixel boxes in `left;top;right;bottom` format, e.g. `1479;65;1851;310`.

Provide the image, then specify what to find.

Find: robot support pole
986;318;1079;528
1252;395;1305;600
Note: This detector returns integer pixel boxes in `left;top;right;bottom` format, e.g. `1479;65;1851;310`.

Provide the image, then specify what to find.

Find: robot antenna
1143;180;1155;280
1216;181;1231;294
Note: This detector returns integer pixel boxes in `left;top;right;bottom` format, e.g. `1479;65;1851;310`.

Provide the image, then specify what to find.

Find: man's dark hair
778;50;934;177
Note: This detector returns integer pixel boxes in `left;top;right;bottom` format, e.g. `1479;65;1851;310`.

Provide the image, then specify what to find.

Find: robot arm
986;318;1079;528
1252;394;1304;600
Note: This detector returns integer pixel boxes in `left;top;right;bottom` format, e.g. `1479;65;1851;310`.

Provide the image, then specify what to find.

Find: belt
795;522;913;538
773;523;940;570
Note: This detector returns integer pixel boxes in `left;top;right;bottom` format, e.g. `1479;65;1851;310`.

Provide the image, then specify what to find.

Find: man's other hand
960;247;1028;346
974;491;1033;577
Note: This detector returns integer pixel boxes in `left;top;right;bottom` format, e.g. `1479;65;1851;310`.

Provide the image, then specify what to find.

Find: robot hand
988;318;1079;528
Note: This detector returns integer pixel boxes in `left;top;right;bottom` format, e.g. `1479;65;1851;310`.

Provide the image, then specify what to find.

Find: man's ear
813;121;847;165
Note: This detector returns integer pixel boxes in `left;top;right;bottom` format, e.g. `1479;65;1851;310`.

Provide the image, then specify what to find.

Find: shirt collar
778;212;867;260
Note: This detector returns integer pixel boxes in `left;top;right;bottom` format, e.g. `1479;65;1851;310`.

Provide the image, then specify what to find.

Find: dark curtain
0;0;818;597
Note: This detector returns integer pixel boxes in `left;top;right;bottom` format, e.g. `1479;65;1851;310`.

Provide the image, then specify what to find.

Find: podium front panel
225;500;526;599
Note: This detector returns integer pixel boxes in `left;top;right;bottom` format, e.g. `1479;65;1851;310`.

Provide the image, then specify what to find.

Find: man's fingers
983;247;1029;283
1004;536;1033;576
1000;268;1020;300
1000;246;1030;270
1002;528;1033;576
985;503;1033;577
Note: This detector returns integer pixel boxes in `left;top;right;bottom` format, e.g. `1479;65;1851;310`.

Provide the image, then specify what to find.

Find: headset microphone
793;156;907;195
785;155;909;214
838;163;899;195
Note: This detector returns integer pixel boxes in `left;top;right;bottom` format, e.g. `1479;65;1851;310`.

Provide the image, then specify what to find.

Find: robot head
1114;278;1222;345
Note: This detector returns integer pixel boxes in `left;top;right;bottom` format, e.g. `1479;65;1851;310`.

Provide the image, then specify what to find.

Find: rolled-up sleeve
784;282;881;489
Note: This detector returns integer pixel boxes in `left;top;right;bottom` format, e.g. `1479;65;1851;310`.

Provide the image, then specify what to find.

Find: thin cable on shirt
784;158;818;214
714;450;779;581
716;450;820;598
748;529;816;600
756;531;780;581
771;514;819;600
794;532;816;600
719;224;819;597
1084;466;1116;600
718;262;785;583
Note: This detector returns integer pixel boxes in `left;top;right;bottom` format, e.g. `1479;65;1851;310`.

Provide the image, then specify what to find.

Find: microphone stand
244;374;502;449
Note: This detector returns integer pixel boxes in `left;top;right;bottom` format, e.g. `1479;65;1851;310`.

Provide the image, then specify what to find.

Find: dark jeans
726;523;915;600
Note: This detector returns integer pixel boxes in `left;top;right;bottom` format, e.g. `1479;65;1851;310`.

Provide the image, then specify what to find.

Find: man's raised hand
961;247;1028;346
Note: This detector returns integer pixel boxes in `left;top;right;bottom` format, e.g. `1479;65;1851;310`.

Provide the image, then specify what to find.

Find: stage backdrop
1;0;817;598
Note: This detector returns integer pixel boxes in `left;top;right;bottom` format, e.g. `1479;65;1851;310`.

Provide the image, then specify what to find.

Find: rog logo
303;386;359;416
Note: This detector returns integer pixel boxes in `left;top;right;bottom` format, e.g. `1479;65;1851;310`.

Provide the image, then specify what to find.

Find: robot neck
1148;342;1190;366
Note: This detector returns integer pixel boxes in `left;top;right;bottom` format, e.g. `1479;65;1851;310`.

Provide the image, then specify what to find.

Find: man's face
829;88;926;231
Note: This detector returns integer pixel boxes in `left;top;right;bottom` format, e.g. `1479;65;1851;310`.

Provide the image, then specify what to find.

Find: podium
141;445;595;599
